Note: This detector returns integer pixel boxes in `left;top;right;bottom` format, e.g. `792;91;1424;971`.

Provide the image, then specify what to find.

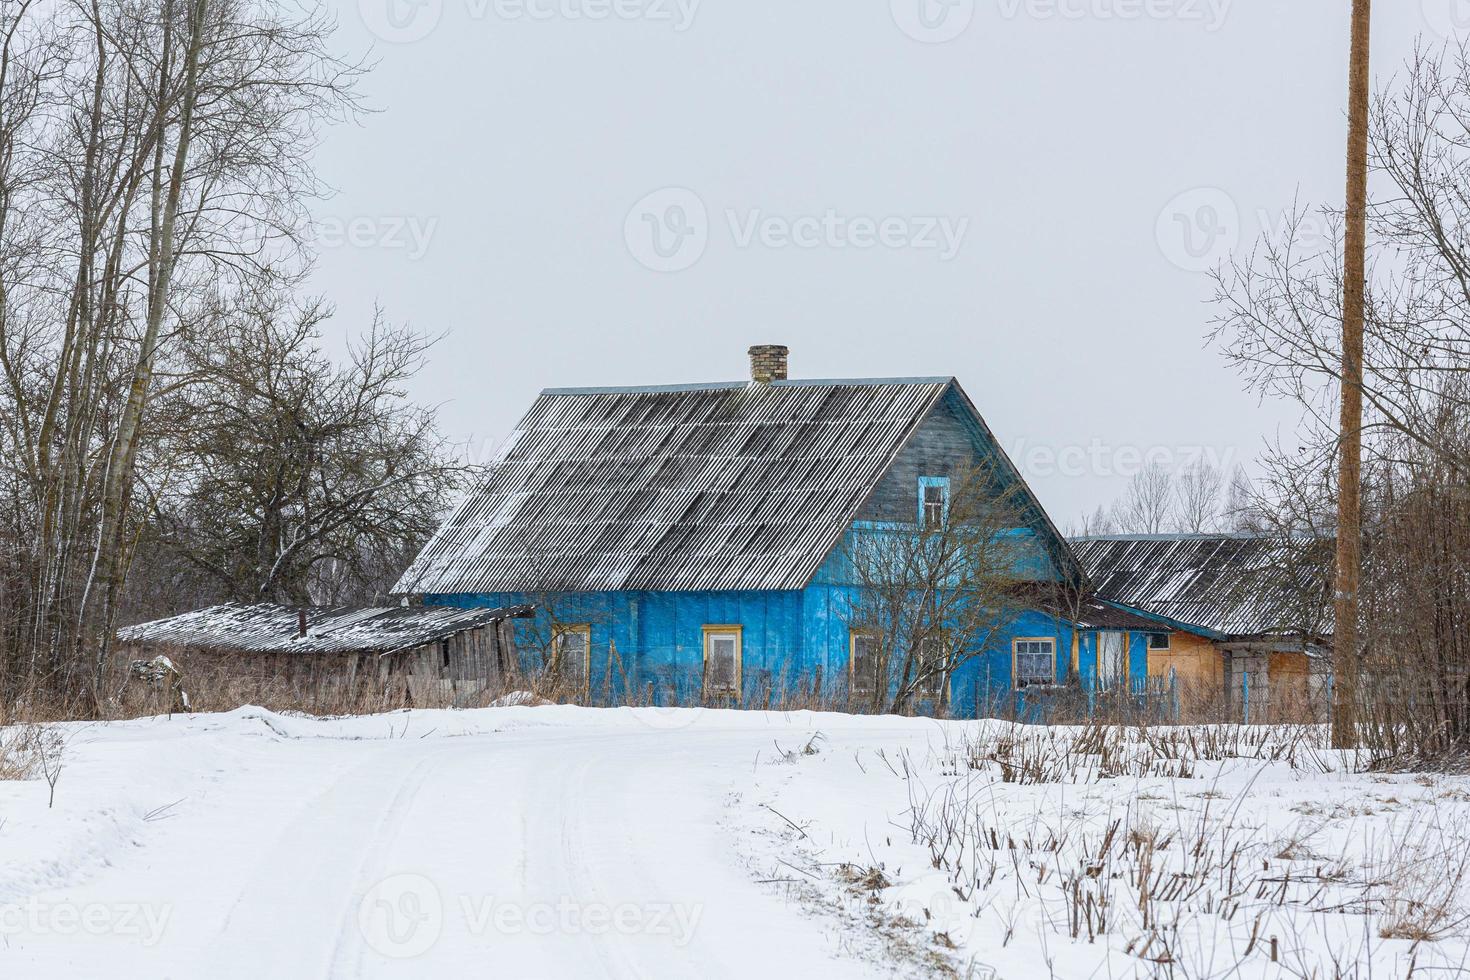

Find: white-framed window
850;631;879;697
1147;632;1171;651
552;624;590;695
702;626;742;699
1097;631;1126;689
1013;638;1056;689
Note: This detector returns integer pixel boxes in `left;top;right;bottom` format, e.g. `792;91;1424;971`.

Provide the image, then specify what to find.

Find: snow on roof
1069;534;1331;639
396;377;1076;596
117;602;534;656
1070;597;1174;632
394;377;961;594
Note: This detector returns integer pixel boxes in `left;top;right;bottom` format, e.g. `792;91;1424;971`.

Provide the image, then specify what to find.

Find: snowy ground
2;706;1468;979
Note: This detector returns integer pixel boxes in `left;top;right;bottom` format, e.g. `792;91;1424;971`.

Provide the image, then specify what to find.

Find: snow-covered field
2;706;1467;979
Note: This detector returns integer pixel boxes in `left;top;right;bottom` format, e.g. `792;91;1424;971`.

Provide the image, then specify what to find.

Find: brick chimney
748;345;789;384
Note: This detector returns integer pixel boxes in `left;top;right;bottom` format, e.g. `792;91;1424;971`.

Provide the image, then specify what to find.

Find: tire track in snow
199;744;436;979
323;752;439;979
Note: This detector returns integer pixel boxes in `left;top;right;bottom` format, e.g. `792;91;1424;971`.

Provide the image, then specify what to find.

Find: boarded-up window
850;632;879;696
553;625;590;696
1014;638;1056;689
703;627;742;698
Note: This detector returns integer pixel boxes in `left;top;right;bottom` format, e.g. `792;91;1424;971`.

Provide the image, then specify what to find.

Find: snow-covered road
0;706;922;979
8;706;1470;979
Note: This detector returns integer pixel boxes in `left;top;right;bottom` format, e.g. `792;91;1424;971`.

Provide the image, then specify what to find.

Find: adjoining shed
116;602;534;712
1070;534;1333;721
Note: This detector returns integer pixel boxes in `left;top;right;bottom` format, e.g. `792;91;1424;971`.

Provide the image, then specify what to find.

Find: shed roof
1069;534;1330;639
117;603;534;656
395;377;1071;595
1072;597;1175;632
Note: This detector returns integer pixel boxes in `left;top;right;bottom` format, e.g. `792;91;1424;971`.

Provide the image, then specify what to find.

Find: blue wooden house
394;346;1163;716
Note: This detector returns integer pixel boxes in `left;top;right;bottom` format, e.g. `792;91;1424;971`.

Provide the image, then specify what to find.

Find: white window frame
702;625;743;700
1146;631;1171;652
1013;637;1057;690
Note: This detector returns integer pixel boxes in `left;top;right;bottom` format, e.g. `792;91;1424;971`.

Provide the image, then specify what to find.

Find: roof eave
1094;599;1230;641
940;381;1089;590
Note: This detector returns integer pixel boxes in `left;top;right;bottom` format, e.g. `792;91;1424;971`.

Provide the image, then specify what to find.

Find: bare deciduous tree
1174;462;1224;534
1071;505;1117;538
136;293;465;607
1110;462;1174;534
843;461;1032;715
1223;465;1258;531
1211;41;1470;759
0;0;361;708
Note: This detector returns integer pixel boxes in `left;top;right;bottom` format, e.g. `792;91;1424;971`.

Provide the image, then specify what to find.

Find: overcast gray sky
307;0;1452;527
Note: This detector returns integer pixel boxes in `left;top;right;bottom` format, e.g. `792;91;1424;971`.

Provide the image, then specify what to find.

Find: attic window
920;477;949;529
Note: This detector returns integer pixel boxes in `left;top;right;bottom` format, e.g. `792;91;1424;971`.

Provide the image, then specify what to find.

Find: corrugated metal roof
117;603;534;656
1069;534;1329;638
1072;597;1173;632
1012;584;1169;632
395;378;959;594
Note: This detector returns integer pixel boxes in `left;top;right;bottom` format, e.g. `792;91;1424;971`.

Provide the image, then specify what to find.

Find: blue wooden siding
426;584;1154;718
859;390;975;523
1073;629;1150;689
425;385;1153;718
429;590;807;706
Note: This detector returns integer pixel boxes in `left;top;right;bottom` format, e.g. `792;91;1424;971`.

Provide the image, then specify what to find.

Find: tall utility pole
1333;0;1372;749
